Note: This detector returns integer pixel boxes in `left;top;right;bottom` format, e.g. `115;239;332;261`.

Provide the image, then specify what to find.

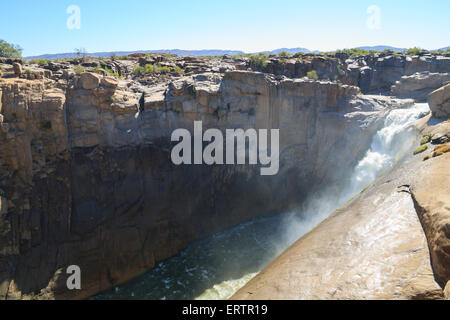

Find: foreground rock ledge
233;119;450;300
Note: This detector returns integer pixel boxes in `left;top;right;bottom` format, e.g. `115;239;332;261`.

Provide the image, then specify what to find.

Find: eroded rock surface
428;84;450;119
391;72;450;102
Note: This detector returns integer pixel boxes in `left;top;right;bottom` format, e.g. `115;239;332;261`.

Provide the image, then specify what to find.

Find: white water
349;103;430;195
280;103;430;248
97;103;430;300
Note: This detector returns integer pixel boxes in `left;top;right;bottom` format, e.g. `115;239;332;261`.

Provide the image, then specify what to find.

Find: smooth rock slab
233;128;448;299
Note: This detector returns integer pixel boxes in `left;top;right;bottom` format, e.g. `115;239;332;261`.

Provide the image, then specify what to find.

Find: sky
1;0;449;57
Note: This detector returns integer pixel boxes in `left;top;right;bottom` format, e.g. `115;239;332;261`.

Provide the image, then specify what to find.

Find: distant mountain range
355;45;405;52
25;45;449;60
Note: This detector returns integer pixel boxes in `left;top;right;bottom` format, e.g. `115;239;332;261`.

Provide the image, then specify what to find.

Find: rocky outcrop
0;61;412;299
233;119;450;300
252;53;450;94
391;72;450;102
428;84;450;118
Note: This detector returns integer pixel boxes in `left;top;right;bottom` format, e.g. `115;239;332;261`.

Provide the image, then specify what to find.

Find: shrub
336;48;372;57
413;145;428;155
144;64;154;74
133;63;180;76
249;53;268;70
278;51;291;58
420;134;432;145
173;65;183;75
307;70;319;80
0;39;22;58
74;65;85;74
133;65;145;76
159;66;171;74
404;47;423;55
37;59;48;66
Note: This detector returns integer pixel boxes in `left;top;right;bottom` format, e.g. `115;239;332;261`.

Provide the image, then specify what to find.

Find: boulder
428;83;450;119
12;62;22;75
100;76;118;88
79;72;101;90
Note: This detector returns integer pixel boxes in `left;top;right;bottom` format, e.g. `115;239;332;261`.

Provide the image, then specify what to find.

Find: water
97;103;429;300
348;103;430;195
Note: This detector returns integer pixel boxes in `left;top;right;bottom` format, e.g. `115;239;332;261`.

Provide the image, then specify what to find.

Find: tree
74;48;87;60
0;40;23;58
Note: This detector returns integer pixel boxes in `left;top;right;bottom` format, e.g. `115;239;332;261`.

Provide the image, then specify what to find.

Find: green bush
173;65;183;75
133;64;176;76
37;59;48;66
413;145;428;155
307;70;319;80
336;48;372;57
0;39;22;58
74;65;85;74
420;134;432;145
249;53;268;70
403;47;424;55
278;51;291;58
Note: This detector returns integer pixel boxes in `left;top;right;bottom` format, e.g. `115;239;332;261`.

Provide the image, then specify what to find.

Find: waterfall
280;103;430;255
348;103;430;196
97;103;430;301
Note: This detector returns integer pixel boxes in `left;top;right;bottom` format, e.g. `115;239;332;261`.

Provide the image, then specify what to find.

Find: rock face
391;72;450;102
79;72;101;90
428;84;450;118
0;64;410;299
233;120;450;300
1;51;448;300
252;53;450;94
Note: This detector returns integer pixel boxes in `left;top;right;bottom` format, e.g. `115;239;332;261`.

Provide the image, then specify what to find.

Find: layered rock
391;72;450;102
252;53;450;94
0;66;408;299
428;83;450;118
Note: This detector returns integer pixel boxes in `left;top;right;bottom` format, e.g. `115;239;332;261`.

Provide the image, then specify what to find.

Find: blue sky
1;0;449;56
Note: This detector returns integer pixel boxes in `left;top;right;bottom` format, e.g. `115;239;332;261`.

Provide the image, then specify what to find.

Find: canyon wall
0;65;408;299
253;53;450;95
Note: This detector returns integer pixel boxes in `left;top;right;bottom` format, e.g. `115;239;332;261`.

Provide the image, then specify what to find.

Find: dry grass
432;144;450;157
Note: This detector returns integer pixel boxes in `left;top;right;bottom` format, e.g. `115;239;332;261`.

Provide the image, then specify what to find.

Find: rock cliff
0;56;412;299
0;52;447;300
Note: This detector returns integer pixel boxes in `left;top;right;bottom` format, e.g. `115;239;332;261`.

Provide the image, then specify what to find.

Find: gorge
0;50;449;300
